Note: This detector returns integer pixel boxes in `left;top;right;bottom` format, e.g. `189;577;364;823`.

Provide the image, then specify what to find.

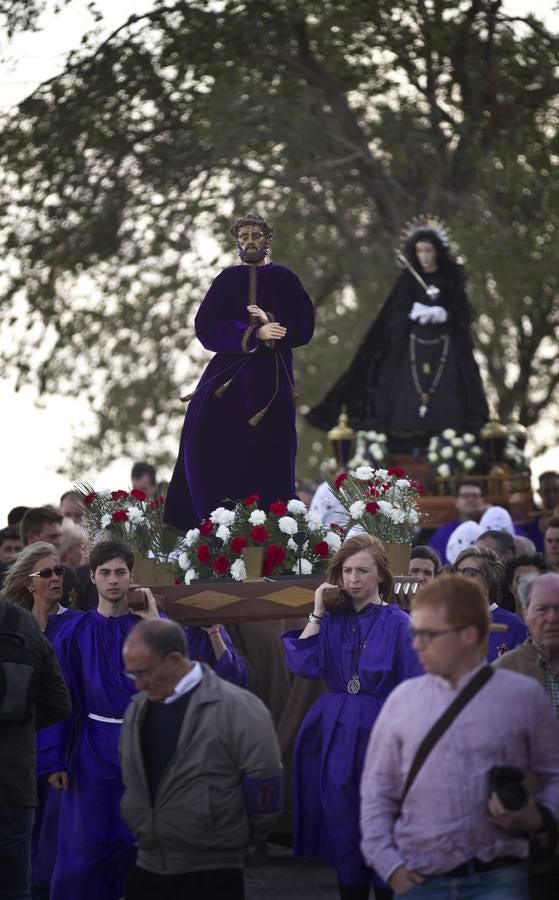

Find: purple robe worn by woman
37;611;246;900
31;607;82;894
165;262;314;532
282;603;422;885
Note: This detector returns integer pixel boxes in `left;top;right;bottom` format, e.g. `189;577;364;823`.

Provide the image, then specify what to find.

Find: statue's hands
409;302;447;325
257;322;286;341
428;305;448;323
247;305;270;324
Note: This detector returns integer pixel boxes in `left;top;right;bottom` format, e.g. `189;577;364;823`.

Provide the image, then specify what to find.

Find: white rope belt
88;713;124;724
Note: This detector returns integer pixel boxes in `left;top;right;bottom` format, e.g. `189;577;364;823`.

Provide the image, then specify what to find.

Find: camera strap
401;665;494;804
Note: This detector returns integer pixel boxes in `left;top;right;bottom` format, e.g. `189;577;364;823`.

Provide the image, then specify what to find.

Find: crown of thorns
230;213;274;240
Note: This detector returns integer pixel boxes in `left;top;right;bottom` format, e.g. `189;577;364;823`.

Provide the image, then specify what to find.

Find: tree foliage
0;0;558;477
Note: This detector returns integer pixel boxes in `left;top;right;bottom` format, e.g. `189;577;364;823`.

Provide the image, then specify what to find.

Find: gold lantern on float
480;407;509;474
328;407;356;468
507;414;528;452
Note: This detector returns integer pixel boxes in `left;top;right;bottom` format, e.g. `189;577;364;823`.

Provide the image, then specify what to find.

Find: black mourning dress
307;264;488;450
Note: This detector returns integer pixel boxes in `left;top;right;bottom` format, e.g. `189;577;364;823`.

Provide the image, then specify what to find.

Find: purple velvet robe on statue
282;603;422;885
37;610;246;900
165;262;314;531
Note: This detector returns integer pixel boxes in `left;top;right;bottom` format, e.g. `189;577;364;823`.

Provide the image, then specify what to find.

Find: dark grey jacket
0;600;72;807
119;664;282;874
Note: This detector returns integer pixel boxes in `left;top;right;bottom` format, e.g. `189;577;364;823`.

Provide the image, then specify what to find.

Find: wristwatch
308;611;323;624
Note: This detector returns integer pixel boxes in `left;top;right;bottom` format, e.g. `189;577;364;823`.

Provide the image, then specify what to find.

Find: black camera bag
0;603;40;723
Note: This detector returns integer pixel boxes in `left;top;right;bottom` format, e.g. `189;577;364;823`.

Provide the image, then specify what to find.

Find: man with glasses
360;574;559;900
428;480;487;564
119;618;282;900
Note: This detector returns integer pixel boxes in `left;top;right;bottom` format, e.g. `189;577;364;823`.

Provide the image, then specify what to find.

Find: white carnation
369;443;383;458
279;516;299;535
292;558;313;575
442;428;456;439
305;512;323;529
353;465;374;480
210;507;235;526
127;506;144;524
378;500;393;516
456;450;467;461
216;524;231;542
178;551;189;571
248;509;266;526
389;508;407;524
463;433;476;443
451;437;463;447
325;531;342;551
437;463;451;477
428;452;438;463
97;489;111;499
287;499;307;515
408;509;419;525
183;568;197;585
396;479;411;489
441;446;453;459
185;528;200;547
463;458;476;471
101;513;112;529
375;468;388;479
231;558;247;581
349;500;365;519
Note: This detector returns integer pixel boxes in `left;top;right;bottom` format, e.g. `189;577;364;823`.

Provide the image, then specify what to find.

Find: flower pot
382;542;411;577
242;546;265;581
133;558;175;587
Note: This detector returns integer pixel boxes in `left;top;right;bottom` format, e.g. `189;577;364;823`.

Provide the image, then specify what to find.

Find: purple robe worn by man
38;540;247;900
165;213;315;532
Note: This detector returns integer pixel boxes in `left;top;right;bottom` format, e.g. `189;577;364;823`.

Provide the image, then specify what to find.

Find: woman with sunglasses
282;534;422;900
3;542;82;899
450;544;527;660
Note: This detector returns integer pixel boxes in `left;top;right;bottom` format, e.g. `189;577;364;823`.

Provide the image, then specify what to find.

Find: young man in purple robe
39;539;247;900
164;213;315;532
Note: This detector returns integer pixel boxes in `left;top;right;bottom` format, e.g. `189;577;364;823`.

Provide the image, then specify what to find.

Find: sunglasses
29;565;65;579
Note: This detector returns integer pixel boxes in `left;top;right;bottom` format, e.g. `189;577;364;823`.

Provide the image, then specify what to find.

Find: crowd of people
0;461;558;900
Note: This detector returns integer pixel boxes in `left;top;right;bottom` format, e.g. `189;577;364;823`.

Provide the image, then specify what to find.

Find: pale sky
0;0;557;522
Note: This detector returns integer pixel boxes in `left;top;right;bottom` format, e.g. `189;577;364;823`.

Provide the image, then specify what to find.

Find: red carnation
265;543;286;566
83;492;97;505
368;485;379;497
269;501;288;516
334;472;348;490
313;541;329;558
111;490;129;500
196;544;211;563
250;525;269;544
130;488;147;501
212;555;230;575
243;493;261;507
387;466;405;478
410;479;424;495
112;509;129;523
174;577;183;585
262;557;274;577
230;535;248;554
366;501;380;514
381;483;390;493
149;498;160;510
330;523;345;534
200;520;213;536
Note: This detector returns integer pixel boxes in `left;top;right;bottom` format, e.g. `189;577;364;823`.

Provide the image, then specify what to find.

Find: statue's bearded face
236;225;269;263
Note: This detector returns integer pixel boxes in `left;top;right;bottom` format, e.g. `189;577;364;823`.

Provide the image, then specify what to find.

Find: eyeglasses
455;566;484;578
123;655;168;683
28;566;65;579
409;625;468;645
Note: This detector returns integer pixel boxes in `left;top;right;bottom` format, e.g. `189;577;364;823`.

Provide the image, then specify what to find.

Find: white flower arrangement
330;466;423;543
427;431;484;477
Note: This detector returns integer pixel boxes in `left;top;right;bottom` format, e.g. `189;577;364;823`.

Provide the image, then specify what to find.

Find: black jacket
0;600;72;807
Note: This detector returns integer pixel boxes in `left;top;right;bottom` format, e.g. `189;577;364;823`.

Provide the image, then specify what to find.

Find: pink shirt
360;665;559;883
